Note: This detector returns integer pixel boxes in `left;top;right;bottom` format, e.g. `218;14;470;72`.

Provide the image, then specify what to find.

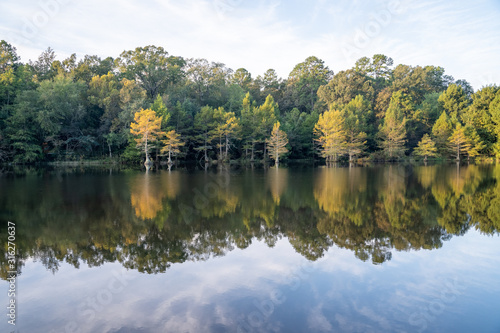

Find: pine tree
314;109;346;162
161;130;184;164
413;134;438;162
432;111;453;157
266;121;288;166
130;108;165;165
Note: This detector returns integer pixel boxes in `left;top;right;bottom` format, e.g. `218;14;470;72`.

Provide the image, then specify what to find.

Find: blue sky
1;0;499;89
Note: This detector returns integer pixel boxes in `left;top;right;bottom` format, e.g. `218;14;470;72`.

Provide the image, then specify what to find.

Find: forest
1;40;500;165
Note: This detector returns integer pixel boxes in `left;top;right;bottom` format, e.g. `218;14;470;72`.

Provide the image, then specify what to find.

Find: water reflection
1;164;499;279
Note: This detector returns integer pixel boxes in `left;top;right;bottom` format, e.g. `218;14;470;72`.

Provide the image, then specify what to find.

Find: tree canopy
1;39;498;165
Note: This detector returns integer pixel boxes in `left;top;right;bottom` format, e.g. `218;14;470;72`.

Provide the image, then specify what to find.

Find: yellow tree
130;108;165;165
314;109;346;163
413;134;438;162
447;123;468;161
266;121;288;166
222;112;239;160
211;107;240;161
161;130;184;164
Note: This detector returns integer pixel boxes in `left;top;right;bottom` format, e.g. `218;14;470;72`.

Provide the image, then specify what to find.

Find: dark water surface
1;164;500;333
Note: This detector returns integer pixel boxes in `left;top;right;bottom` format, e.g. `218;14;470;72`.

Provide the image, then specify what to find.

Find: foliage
1;41;499;164
266;121;288;165
378;93;407;160
314;108;346;162
161;130;184;163
130;108;165;161
413;134;438;161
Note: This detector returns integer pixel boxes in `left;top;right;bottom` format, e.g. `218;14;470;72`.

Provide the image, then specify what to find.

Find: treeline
1;40;499;164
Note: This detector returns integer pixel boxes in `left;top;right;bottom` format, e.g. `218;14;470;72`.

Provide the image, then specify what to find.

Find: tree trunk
225;135;229;159
204;134;208;163
219;136;223;160
264;141;267;161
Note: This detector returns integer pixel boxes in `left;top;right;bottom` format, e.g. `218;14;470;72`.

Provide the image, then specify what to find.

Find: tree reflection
0;164;499;279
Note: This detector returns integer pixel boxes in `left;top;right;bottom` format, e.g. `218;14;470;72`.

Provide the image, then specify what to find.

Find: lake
1;164;500;333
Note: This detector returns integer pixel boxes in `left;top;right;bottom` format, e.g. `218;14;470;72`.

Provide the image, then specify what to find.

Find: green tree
355;54;393;80
117;45;185;99
88;73;123;157
378;95;407;160
464;126;485;161
36;75;90;157
490;93;500;158
7;90;42;163
317;69;375;108
186;58;231;106
254;94;278;160
150;94;170;128
432;111;453;157
343;95;370;161
281;108;318;159
256;69;282;103
194;105;216;163
240;92;258;160
29;47;57;82
438;84;470;124
287;56;333;112
461;86;499;153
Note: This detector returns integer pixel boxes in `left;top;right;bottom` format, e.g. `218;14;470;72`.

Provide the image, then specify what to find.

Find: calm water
1;164;500;333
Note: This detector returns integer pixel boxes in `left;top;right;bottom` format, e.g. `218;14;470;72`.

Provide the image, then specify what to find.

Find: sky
1;0;499;89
